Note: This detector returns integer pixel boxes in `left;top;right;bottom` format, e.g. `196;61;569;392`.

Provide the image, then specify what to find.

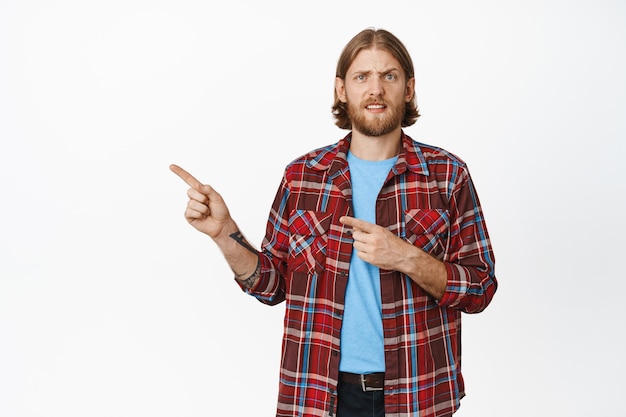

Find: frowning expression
335;48;415;137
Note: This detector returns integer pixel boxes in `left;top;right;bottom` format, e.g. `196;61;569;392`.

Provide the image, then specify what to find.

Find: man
171;28;497;417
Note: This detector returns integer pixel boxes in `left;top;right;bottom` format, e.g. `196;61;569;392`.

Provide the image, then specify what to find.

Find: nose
368;77;384;96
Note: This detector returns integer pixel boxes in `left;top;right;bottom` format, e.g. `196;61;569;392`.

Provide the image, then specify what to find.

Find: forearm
212;219;261;289
400;243;497;311
400;245;447;300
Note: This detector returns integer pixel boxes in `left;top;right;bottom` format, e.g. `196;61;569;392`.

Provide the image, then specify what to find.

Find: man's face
336;48;415;137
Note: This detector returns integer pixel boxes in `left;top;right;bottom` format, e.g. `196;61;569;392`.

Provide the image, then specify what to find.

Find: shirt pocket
404;208;450;257
288;210;332;274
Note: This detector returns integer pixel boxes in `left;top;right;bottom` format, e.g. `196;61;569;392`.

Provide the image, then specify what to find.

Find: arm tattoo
229;231;258;255
229;230;260;288
234;257;261;289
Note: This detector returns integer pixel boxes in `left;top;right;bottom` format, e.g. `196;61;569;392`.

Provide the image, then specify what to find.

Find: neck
349;127;402;161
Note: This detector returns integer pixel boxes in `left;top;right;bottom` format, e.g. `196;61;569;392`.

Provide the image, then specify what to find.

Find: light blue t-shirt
339;151;398;373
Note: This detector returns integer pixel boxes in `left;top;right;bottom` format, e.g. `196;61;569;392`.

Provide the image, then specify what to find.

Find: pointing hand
170;164;232;238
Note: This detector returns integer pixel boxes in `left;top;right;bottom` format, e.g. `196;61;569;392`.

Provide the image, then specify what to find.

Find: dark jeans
336;382;385;417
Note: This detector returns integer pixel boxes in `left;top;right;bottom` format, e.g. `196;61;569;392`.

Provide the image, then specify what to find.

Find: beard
347;98;405;137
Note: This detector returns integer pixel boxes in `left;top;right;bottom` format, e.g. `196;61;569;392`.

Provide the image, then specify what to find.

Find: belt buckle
360;374;383;392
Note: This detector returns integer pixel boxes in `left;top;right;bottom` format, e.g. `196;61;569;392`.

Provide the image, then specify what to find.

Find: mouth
366;103;386;111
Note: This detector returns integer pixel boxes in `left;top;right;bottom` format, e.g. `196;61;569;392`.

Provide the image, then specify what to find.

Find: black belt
339;372;384;391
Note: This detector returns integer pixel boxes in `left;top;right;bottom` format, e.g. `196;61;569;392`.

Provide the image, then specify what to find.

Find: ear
405;77;416;102
335;77;347;103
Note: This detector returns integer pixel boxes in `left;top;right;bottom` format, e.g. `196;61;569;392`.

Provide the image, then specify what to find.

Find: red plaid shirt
241;132;497;417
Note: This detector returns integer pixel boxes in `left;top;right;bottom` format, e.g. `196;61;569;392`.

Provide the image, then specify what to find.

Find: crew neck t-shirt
339;151;398;373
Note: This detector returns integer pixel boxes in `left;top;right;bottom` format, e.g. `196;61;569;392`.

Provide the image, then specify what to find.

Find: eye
385;73;397;81
356;74;366;81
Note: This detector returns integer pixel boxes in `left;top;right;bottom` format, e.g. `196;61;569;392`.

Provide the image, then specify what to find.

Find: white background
1;0;624;416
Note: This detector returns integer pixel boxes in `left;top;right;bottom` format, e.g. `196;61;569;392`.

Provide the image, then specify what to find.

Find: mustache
362;100;387;108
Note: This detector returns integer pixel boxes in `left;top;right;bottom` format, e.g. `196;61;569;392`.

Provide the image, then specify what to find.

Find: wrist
402;246;447;300
211;219;239;245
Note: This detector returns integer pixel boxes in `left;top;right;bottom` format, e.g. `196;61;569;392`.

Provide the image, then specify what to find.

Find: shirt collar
307;131;430;177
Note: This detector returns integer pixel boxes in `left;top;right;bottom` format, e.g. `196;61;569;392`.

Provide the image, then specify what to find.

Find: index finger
339;216;376;232
169;164;202;189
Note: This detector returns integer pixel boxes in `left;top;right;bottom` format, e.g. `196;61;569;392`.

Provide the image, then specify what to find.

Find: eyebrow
351;67;401;77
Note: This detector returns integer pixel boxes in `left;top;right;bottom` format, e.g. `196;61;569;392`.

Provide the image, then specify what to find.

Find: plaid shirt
242;132;497;417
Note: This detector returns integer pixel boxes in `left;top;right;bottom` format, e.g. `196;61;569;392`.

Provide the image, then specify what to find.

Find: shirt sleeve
235;174;291;306
437;166;498;313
